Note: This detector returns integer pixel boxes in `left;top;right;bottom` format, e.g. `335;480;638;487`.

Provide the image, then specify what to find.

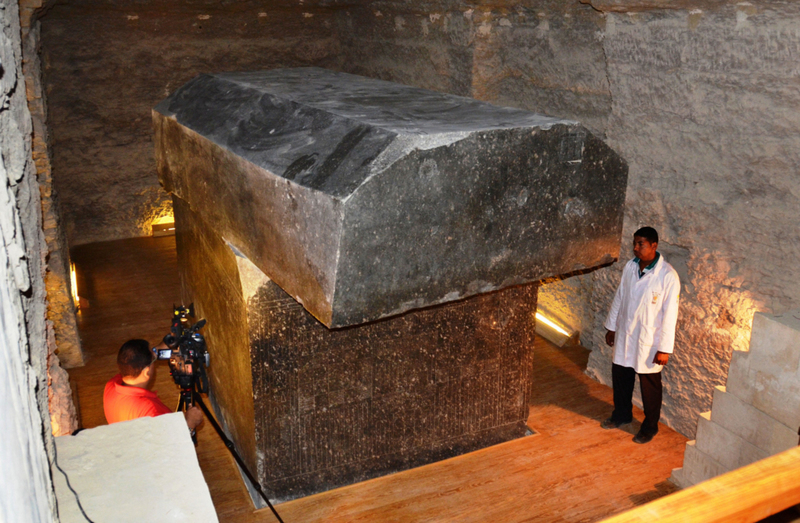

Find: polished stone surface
154;67;627;328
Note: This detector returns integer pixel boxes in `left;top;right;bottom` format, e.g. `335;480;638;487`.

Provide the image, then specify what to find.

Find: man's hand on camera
605;330;615;347
185;405;203;431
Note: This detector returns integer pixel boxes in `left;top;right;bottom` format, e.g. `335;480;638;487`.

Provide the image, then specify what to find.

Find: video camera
153;307;283;522
154;304;210;396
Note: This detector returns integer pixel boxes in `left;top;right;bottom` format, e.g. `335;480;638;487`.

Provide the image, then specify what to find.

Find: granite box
153;68;627;501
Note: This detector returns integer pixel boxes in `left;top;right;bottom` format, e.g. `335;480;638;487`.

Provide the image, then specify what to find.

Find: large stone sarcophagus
153;68;627;502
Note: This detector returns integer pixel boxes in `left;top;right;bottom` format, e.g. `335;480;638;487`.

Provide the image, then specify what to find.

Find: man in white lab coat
601;227;680;444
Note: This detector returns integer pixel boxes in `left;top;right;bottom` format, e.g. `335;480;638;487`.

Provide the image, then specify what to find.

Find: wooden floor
68;236;688;523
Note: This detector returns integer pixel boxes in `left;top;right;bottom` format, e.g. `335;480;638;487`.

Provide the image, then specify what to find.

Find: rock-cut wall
0;0;59;520
335;1;611;135
40;1;342;246
21;0;79;436
585;1;800;437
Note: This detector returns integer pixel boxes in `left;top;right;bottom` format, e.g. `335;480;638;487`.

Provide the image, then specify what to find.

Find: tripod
177;388;285;523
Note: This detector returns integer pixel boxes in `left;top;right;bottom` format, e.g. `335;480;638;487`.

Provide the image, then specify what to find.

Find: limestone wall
336;1;610;134
21;0;79;437
40;1;342;245
0;0;58;520
584;1;800;437
537;273;597;345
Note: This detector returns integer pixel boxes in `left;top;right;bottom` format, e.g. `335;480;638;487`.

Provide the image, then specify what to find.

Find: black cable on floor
53;437;96;523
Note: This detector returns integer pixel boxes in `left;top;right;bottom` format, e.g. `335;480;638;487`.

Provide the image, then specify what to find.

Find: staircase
671;311;800;488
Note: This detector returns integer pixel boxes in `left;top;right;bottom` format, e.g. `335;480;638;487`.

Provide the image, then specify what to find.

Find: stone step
674;311;800;490
710;386;798;456
695;412;769;472
726;312;800;431
668;466;688;490
671;440;727;488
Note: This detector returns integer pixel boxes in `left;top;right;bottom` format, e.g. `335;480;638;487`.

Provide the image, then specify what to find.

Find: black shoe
600;417;631;430
633;431;656;444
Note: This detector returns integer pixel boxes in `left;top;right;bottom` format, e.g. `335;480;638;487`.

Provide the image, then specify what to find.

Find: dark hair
634;226;659;244
117;339;153;378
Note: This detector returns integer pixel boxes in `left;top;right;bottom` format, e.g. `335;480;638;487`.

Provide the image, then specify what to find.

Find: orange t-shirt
103;374;172;424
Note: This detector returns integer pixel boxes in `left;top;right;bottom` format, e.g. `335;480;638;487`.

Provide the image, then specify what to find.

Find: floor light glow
70;262;80;309
535;311;571;337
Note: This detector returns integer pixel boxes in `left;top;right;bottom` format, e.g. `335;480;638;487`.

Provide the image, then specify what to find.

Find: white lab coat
604;254;680;374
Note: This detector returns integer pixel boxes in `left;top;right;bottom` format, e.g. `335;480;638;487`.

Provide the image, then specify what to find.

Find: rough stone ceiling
583;0;732;12
32;0;346;21
30;0;748;24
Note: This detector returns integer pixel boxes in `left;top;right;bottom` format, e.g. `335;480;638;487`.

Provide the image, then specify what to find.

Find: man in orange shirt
104;339;202;430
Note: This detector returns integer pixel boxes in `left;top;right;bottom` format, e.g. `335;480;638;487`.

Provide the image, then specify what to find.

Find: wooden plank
601;446;800;523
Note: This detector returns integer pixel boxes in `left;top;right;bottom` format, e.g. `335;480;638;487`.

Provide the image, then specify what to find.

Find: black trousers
611;363;662;436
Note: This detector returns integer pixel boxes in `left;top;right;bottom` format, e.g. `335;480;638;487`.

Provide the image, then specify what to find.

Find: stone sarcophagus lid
153;68;627;502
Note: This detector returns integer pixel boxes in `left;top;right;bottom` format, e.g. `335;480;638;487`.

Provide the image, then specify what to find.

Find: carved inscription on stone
246;275;536;500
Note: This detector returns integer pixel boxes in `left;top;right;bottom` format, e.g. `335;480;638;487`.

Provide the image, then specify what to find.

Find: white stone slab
668;466;689;489
695;413;769;472
52;413;218;523
725;349;752;400
727;311;800;430
677;440;728;487
710;386;798;456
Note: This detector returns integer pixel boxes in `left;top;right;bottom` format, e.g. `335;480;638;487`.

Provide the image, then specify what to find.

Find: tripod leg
191;393;284;523
176;390;198;445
